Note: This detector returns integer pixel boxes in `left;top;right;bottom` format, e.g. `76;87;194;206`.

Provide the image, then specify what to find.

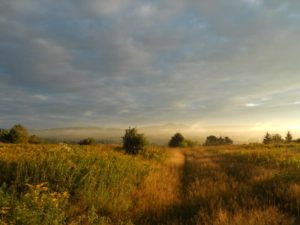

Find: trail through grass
137;147;299;225
1;144;300;224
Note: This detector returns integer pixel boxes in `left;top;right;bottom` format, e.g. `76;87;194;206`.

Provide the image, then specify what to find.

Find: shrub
9;124;29;144
78;137;96;145
168;133;185;147
122;128;147;154
28;135;47;144
184;139;197;148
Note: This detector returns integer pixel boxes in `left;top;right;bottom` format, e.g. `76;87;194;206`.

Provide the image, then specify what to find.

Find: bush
78;137;97;145
122;128;147;154
9;124;29;144
168;133;185;147
184;139;197;148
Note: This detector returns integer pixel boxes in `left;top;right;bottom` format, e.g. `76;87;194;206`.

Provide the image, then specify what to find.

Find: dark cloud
0;0;300;129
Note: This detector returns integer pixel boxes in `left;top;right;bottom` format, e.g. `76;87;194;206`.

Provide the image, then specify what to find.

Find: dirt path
166;148;186;167
138;148;297;225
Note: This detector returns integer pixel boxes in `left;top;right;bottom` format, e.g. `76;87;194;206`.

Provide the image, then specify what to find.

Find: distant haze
1;1;300;134
31;124;300;145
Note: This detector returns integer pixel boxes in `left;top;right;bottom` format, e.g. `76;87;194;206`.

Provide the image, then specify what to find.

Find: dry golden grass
1;143;300;224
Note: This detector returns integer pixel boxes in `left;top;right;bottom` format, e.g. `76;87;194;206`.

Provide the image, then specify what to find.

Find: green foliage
9;124;29;144
0;183;68;225
0;144;153;224
168;133;185;147
79;137;97;145
204;135;233;146
122;128;148;154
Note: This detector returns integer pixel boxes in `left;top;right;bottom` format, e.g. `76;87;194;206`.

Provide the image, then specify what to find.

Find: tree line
262;131;300;144
0;124;46;144
5;124;300;156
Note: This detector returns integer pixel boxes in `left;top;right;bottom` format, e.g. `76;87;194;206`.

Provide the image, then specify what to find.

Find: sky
1;0;300;134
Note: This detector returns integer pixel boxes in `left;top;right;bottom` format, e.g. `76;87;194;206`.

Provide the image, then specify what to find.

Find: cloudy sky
1;0;300;132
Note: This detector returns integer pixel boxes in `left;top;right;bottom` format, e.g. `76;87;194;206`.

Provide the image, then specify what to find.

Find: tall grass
1;143;300;224
0;143;167;224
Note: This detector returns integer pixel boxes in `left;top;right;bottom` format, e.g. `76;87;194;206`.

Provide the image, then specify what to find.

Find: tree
168;133;185;147
271;134;283;144
285;131;293;143
122;128;147;154
9;124;29;144
0;129;11;143
204;135;233;146
224;137;233;145
78;137;96;145
263;132;271;144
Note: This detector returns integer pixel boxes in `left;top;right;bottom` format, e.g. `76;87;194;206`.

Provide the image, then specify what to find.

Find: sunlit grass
1;143;300;224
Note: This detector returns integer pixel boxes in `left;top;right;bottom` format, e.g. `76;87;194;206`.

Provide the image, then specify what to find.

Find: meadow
1;143;300;224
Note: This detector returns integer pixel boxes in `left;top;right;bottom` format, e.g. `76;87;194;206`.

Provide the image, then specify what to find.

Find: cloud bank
1;0;300;131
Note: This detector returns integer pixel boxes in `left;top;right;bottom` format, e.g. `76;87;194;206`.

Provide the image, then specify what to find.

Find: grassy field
1;143;300;224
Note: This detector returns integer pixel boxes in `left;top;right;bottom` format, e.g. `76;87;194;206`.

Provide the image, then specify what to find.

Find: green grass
0;143;167;224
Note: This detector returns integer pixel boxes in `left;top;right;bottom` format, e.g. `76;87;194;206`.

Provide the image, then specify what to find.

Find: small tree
285;131;293;143
122;128;147;154
9;124;29;143
78;137;96;145
168;133;185;147
263;132;271;144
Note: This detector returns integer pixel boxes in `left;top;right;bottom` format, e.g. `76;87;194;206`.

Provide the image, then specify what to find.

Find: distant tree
285;131;293;143
122;128;147;154
168;133;185;147
0;129;11;143
271;134;283;144
29;135;47;144
78;137;96;145
9;124;28;143
263;132;271;144
295;138;300;144
204;135;219;146
224;136;233;145
204;135;233;146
